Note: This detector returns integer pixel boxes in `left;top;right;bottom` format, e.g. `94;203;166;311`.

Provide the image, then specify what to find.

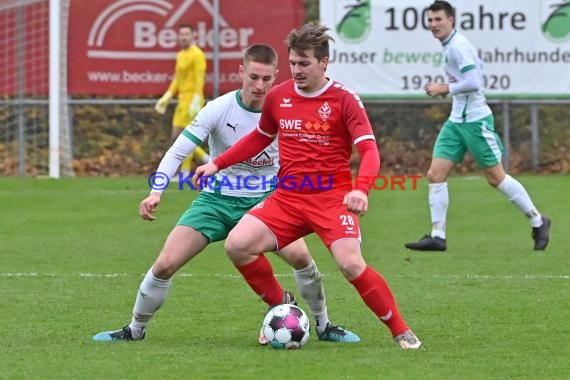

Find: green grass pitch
1;175;569;379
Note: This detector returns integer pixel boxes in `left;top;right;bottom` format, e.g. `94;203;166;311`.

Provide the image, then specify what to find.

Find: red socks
350;266;409;337
236;254;283;306
238;258;410;337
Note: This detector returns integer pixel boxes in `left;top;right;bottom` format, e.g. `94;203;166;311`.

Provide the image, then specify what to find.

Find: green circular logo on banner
542;1;570;42
335;0;371;43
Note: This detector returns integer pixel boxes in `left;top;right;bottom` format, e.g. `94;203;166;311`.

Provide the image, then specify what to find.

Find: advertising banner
68;0;304;96
320;0;570;98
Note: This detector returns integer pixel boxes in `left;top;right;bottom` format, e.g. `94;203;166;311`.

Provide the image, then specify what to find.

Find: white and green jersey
183;90;278;197
442;30;492;123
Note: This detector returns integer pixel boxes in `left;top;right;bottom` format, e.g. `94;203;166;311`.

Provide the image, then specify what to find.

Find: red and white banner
68;0;304;96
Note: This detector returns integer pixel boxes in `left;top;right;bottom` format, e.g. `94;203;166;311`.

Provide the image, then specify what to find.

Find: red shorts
248;189;362;250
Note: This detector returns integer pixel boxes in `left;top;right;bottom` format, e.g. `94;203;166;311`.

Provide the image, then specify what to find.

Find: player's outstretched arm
139;192;161;221
153;131;202;182
193;162;220;187
193;129;274;187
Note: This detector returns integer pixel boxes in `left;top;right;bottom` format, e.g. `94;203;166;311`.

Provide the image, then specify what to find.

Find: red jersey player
195;24;422;349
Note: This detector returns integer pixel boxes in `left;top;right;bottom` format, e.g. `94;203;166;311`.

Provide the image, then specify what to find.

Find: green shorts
433;114;504;168
176;191;270;243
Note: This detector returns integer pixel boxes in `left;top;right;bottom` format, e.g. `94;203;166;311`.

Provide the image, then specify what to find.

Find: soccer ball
262;304;310;349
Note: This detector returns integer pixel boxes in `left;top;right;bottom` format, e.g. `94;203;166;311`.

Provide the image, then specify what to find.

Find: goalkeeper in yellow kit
155;24;209;177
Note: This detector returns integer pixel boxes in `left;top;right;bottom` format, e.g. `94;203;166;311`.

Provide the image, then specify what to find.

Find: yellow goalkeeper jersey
167;44;207;102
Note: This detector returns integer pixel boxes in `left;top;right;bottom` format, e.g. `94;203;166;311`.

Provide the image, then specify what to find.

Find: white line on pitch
1;273;570;280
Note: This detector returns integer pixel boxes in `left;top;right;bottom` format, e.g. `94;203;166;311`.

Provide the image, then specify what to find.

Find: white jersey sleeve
443;31;492;122
151;134;199;194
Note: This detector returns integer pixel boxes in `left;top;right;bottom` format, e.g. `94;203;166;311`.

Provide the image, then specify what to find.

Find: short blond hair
243;44;278;67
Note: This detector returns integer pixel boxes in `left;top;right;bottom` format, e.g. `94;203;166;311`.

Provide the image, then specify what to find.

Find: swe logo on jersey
279;119;302;130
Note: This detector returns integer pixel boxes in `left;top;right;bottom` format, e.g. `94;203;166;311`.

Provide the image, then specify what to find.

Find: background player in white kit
405;1;550;252
93;44;359;344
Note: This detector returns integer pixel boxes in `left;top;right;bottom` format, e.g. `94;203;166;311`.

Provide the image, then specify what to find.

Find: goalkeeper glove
155;91;174;114
188;94;202;118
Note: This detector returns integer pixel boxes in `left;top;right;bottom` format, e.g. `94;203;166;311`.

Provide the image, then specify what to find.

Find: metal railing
2;98;569;176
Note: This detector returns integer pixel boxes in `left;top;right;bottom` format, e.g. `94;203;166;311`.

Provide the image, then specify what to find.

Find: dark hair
428;1;455;18
243;44;278;67
285;23;334;61
178;24;195;32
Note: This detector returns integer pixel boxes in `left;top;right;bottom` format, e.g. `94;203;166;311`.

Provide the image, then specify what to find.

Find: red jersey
257;79;375;188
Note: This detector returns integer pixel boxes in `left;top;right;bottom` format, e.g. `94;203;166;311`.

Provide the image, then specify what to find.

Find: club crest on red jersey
319;102;331;122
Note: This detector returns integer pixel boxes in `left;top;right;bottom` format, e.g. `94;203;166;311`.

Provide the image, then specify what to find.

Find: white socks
426;176;542;240
429;182;449;239
129;268;172;339
497;175;542;227
293;260;329;334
